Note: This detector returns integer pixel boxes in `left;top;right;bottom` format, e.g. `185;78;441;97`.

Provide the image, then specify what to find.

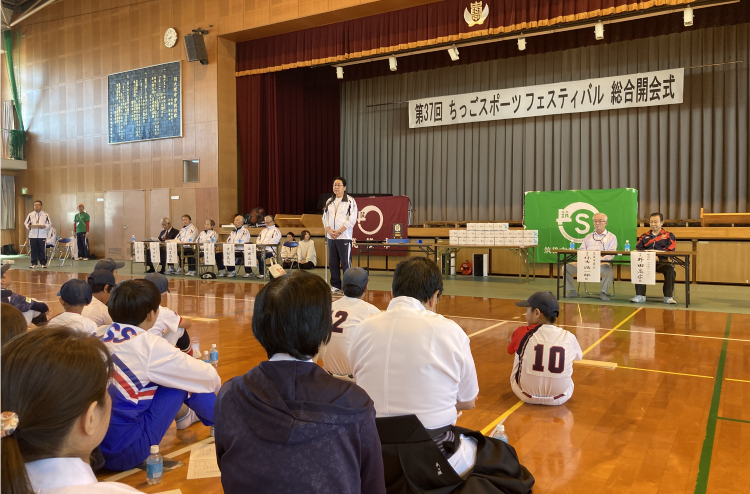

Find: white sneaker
174;267;183;275
664;297;677;304
217;269;228;277
227;271;237;278
242;273;251;278
165;267;175;275
630;295;646;303
82;258;89;261
41;265;47;269
256;274;265;279
175;407;200;430
331;287;342;294
186;270;196;276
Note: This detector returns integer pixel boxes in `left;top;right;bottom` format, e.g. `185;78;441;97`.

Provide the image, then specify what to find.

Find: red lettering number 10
532;344;566;373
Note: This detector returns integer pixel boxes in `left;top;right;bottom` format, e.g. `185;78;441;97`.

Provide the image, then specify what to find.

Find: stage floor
4;268;749;493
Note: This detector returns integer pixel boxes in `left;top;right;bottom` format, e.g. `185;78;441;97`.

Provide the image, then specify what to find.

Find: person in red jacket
630;212;677;305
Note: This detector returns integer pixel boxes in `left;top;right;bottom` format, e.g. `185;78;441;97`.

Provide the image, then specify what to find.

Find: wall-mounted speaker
184;34;208;65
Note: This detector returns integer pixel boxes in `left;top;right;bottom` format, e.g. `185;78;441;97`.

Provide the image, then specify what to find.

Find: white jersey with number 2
321;296;380;376
511;324;582;405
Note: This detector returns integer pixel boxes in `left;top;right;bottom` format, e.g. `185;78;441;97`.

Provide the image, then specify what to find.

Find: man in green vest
74;203;90;260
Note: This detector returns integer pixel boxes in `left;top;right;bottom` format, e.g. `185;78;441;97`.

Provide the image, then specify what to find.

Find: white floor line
103;437;215;482
467;321;510;338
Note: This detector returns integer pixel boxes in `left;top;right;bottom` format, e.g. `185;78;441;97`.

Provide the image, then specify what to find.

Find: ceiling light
448;45;459;62
684;7;694;26
389;56;397;72
517;37;526;51
594;21;604;40
336;66;343;79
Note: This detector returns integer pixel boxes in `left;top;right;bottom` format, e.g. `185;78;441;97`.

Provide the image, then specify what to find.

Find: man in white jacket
323;177;358;294
24;200;52;268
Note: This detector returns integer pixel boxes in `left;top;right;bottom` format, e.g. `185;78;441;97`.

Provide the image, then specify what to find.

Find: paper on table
186;443;221;479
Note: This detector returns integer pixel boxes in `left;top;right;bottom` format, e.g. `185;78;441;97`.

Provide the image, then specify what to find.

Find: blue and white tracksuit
95;323;221;471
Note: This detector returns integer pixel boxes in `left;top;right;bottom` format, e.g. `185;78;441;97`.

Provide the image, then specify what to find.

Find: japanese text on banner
203;242;216;265
409;68;684;128
149;242;160;263
577;250;601;283
244;244;257;267
134;242;145;263
223;244;236;267
631;251;656;285
166;243;179;265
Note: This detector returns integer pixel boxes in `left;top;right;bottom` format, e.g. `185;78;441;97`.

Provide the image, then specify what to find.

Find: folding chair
578;281;615;297
282;241;300;271
54;238;74;267
19;238;30;257
46;237;59;262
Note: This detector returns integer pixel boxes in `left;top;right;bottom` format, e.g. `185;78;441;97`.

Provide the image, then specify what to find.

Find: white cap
211;344;216;348
496;424;505;432
150;445;159;454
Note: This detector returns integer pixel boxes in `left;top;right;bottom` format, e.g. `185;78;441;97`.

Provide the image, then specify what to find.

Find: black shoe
145;267;155;273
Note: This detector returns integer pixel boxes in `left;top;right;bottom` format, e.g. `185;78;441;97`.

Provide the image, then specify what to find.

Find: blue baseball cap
94;258;125;272
515;291;559;318
343;267;369;290
144;272;169;293
57;279;93;306
88;269;116;287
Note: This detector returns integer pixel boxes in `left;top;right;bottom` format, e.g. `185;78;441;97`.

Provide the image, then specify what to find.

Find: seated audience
1;302;27;345
95;258;125;275
320;267;380;380
83;269;115;327
47;279;97;334
254;215;281;279
631;212;678;304
217;215;252;278
297;230;317;269
1;264;49;326
144;273;195;356
176;214;199;276
145;218;179;274
215;271;385;494
281;232;298;269
1;327;141;493
507;292;582;406
348;257;479;477
96;280;220;471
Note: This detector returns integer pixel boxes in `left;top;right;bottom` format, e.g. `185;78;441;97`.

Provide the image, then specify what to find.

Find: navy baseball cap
144;272;169;293
88;269;116;287
94;258;125;272
515;291;559;318
343;267;369;290
1;263;10;275
57;279;93;306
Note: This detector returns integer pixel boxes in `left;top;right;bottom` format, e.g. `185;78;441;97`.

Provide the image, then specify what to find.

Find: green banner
524;189;639;263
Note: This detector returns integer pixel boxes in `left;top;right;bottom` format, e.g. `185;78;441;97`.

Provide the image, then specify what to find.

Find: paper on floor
186;442;221;479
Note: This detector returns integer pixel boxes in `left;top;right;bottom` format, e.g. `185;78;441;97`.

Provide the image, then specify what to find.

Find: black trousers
298;261;315;270
146;247;172;272
328;239;352;289
182;248;196;270
30;238;46;266
636;262;676;297
216;252;246;273
76;232;89;258
257;251;274;274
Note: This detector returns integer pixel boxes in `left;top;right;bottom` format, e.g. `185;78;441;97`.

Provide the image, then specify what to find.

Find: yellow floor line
558;323;750;343
480;400;524;436
467;322;508;338
582;308;642;356
725;378;750;384
617;365;713;379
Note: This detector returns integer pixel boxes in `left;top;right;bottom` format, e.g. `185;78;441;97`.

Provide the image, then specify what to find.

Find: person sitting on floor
214;271;386;494
319;267;380;381
143;273;195;356
95;279;220;471
280;232;298;270
507;292;582;406
2;327;142;493
297;230;317;270
47;279;98;335
1;263;49;326
83;269;115;327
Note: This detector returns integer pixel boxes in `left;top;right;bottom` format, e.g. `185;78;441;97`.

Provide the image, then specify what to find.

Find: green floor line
717;416;750;425
694;313;732;494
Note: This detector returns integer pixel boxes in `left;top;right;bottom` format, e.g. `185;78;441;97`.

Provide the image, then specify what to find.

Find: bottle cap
496;424;505;432
211;344;216;348
150;445;159;454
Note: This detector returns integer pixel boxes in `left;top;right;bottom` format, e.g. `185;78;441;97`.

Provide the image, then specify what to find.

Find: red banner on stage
353;196;410;256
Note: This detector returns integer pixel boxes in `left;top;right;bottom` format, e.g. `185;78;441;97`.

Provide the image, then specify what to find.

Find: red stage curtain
235;0;747;76
237;68;340;215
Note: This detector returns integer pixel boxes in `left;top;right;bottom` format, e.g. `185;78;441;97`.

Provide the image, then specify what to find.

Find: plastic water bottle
131;235;136;243
569;241;575;249
146;445;163;485
491;424;508;444
203;350;210;363
209;344;218;367
624;240;631;252
211;237;216;243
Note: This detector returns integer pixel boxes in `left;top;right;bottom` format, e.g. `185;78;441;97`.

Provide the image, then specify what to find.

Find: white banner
577;250;601;283
203;242;216;265
134;242;145;262
409;68;684;128
149;242;160;263
166;242;178;265
631;251;657;285
244;243;257;267
223;244;235;267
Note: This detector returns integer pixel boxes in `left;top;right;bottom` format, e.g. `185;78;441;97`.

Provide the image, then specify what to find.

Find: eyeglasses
593;220;607;223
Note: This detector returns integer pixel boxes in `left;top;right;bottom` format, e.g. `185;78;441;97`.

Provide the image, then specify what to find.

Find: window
183;159;199;183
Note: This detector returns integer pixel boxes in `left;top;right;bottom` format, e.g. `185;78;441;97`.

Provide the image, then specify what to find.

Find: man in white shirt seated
217;215;252;278
565;212;618;301
47;279;97;334
174;214;199;276
254;215;281;279
349;257;479;477
82;269;115;327
507;292;582;406
320;267;380;380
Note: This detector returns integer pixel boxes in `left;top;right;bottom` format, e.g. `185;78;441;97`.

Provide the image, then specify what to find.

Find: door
104;190;146;260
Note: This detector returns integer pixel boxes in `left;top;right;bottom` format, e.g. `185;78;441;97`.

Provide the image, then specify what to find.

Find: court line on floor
478;307;642;436
725;378;750;384
717;416;750;425
694;313;731;494
581;308;642;356
103;437;215;483
467;322;510;338
616;366;713;379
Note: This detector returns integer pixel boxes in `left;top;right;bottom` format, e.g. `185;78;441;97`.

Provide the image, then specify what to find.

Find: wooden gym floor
5;269;749;494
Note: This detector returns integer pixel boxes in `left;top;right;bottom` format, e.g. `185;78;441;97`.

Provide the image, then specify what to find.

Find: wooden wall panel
696;242;750;284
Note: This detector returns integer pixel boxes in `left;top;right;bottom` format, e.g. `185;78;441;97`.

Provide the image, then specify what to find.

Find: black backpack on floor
2;244;18;255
